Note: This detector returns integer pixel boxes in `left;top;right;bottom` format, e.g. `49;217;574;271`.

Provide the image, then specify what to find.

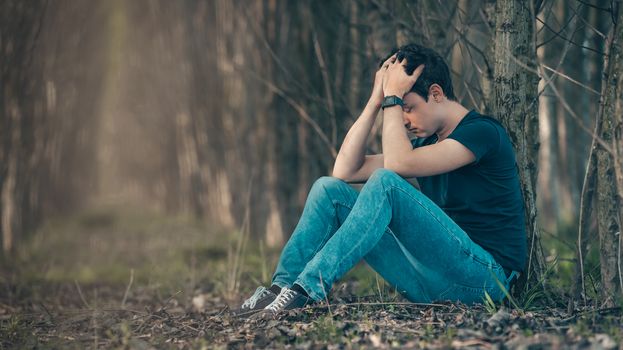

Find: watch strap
381;95;404;110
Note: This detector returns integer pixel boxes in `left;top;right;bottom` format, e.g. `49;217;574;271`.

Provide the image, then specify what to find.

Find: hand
382;58;425;97
370;53;398;106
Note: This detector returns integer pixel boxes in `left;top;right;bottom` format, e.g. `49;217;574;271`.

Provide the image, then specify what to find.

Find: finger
383;53;397;67
412;64;425;76
393;57;407;68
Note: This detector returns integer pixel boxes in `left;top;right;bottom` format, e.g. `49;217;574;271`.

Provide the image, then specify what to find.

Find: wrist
367;97;383;109
384;90;403;98
381;95;404;110
382;104;402;111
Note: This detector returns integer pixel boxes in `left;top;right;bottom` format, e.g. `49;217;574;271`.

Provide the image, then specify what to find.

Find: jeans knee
369;168;401;183
309;176;348;199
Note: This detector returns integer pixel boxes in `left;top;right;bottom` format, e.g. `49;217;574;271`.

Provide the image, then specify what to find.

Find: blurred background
0;0;614;302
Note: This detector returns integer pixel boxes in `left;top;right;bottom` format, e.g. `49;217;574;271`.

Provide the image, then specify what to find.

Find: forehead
403;92;425;105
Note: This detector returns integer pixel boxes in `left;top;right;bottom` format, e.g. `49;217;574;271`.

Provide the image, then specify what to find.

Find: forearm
381;105;412;170
332;98;381;177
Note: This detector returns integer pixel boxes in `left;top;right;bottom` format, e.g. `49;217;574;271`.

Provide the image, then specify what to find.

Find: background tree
3;0;622;306
597;0;623;307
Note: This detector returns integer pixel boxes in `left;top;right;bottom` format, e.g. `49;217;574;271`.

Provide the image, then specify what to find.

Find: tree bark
599;0;623;307
1;1;47;253
490;0;545;292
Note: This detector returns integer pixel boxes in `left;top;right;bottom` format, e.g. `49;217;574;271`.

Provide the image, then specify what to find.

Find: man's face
401;91;440;138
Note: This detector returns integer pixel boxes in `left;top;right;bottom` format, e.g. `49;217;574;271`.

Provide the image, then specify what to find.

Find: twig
576;142;597;305
240;64;338;159
146;312;201;334
227;176;253;294
306;301;446;311
39;302;55;325
536;1;581;49
74;280;92;309
156;290;182;313
541;64;600;95
535;15;606;55
502;51;611;155
319;271;333;318
575;0;612;12
541;67;614;154
92;288;98;350
121;268;134;308
311;24;337;147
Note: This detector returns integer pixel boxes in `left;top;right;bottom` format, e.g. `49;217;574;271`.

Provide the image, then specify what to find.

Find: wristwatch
381;95;404;110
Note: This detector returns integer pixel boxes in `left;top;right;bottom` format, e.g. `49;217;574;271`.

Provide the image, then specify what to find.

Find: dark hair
379;43;456;102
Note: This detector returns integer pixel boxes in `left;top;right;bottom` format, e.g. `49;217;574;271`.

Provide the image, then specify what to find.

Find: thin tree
598;0;623;307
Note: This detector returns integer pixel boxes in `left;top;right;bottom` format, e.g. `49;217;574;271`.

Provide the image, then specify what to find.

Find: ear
428;84;445;102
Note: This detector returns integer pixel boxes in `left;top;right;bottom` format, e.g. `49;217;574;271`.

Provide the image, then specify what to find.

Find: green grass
539;217;602;301
1;205;620;349
2;205;603;309
2;204;393;309
3;205;237;296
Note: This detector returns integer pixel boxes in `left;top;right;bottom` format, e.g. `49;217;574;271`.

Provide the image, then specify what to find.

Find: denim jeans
271;168;518;305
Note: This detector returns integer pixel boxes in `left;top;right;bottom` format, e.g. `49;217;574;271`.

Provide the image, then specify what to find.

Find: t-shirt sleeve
447;119;500;163
410;138;419;149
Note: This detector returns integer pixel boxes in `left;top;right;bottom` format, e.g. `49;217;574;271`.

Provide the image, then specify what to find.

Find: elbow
384;158;416;177
383;158;403;174
331;168;350;181
331;171;346;181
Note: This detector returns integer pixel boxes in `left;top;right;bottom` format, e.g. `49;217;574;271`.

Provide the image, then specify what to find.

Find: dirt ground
2;282;622;349
1;208;622;349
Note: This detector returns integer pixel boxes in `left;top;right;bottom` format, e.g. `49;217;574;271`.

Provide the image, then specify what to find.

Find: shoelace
241;286;269;309
265;288;296;312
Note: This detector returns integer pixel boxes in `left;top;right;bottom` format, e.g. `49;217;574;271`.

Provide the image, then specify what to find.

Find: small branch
506;52;614;155
305;301;446;311
74;280;92;309
540;64;600;95
576;148;597;304
156;290;182;313
39;302;55;325
535;16;606;55
239;63;338;158
311;26;338;147
121;268;134;308
575;0;612;12
319;271;333;318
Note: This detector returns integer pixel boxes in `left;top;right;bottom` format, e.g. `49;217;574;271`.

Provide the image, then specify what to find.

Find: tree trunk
600;0;623;307
1;1;47;253
490;0;545;292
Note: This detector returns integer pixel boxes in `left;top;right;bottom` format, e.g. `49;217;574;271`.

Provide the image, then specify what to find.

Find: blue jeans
271;168;518;305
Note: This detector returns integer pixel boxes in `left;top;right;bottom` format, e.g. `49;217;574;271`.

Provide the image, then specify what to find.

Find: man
232;43;526;317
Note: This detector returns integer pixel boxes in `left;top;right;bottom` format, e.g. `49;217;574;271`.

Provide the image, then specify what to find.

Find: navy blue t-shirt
411;109;526;273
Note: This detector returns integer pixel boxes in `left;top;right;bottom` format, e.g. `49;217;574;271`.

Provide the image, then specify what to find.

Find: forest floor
0;206;622;349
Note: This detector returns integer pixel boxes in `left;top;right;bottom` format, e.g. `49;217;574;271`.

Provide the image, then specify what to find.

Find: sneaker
231;286;277;317
263;287;314;314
